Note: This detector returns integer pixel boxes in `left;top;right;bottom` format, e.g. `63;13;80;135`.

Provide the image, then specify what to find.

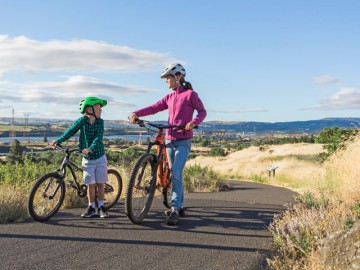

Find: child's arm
56;117;84;145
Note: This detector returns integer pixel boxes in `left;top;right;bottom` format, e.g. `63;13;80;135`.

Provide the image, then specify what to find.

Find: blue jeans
165;139;191;210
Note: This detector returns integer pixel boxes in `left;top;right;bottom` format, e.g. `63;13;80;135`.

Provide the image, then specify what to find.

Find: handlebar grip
54;143;63;149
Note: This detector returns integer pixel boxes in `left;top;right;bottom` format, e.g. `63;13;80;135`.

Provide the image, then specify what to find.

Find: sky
0;0;359;123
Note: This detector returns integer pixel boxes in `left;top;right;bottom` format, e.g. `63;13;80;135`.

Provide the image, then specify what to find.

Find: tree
316;127;358;162
7;139;24;164
9;139;23;157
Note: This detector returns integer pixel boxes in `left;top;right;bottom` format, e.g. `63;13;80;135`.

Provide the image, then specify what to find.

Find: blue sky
0;0;359;122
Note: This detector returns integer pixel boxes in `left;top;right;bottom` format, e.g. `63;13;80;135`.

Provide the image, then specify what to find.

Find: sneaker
165;208;185;217
81;206;97;218
98;206;109;218
166;210;179;226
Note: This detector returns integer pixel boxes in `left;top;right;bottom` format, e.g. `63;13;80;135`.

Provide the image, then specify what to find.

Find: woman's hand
185;122;196;130
128;113;139;124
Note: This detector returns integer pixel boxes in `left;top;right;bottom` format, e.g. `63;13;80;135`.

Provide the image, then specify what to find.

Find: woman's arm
190;92;207;126
134;95;169;117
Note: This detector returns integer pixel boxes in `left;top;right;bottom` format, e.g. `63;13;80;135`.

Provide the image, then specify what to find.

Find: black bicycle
28;145;122;222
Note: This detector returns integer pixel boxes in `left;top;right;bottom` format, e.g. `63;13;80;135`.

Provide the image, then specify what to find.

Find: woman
129;63;207;225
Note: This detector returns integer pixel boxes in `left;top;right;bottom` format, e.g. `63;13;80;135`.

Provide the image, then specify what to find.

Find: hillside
201;117;360;134
188;143;325;192
1;117;359;135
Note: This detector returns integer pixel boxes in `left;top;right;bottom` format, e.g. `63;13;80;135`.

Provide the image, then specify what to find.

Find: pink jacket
134;86;207;140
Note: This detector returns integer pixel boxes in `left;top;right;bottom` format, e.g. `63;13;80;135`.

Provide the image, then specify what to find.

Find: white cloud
301;87;360;110
0;76;148;118
24;75;158;95
0;35;181;73
312;75;338;85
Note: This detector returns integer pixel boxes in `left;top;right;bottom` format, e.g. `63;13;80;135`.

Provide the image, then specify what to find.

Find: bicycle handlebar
134;119;198;130
53;144;83;156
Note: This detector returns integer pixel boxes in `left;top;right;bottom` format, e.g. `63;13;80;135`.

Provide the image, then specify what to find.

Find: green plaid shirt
56;116;105;160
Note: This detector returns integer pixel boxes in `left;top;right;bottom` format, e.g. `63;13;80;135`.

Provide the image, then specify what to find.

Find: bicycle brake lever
136;119;145;127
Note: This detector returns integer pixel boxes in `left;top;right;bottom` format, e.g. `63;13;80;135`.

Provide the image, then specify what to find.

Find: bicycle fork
43;177;63;200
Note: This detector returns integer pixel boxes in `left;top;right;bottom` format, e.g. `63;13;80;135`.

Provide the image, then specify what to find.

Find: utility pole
23;113;30;142
9;109;16;139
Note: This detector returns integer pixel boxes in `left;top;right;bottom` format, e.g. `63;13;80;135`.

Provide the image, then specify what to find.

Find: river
0;134;150;144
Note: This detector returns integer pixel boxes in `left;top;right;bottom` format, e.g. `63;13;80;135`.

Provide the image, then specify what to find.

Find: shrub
183;164;224;192
106;146;144;166
267;193;356;269
316;127;358;162
295;191;329;209
0;186;28;223
0;158;54;188
208;147;226;157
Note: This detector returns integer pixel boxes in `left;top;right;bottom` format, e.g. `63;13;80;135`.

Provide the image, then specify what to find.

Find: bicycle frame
144;128;171;189
55;147;86;195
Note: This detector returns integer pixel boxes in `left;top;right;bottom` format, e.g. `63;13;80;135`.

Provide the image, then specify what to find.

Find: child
49;96;109;218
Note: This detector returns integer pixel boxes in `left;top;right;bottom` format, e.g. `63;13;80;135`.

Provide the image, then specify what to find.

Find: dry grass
189;141;360;269
0;186;28;223
188;143;325;192
321;136;360;203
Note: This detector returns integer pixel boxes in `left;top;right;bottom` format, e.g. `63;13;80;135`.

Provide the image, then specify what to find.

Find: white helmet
160;63;186;78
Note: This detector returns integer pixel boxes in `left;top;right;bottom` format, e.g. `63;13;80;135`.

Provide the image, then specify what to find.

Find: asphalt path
0;180;296;270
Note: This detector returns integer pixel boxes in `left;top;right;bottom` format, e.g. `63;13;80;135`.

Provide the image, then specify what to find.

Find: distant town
1;116;360;142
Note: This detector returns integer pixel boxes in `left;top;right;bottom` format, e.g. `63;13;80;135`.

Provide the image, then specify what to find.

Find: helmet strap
85;106;98;119
174;74;183;89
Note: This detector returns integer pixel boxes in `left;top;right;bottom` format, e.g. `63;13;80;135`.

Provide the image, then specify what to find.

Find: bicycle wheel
103;169;123;210
28;173;65;222
125;154;157;224
162;184;172;209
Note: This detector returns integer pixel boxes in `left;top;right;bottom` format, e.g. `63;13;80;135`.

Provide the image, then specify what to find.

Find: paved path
0;181;296;270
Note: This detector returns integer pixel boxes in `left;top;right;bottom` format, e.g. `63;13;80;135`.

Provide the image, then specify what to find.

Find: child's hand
49;140;56;146
82;148;92;155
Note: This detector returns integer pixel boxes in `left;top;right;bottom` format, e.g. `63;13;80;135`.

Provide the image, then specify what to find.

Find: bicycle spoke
28;173;65;222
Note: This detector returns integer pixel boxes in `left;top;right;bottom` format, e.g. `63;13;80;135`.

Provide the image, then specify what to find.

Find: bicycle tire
28;173;65;222
103;169;123;210
162;185;172;209
125;154;157;224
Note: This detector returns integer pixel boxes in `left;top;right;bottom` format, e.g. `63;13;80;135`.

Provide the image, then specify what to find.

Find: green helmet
79;96;107;114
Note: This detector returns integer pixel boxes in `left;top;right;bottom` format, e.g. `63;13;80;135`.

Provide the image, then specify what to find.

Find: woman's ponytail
183;81;193;90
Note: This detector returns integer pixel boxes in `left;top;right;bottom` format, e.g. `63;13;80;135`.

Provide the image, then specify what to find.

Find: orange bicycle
125;119;187;224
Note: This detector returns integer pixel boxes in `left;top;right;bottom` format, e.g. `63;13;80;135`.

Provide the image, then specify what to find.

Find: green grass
0;124;33;132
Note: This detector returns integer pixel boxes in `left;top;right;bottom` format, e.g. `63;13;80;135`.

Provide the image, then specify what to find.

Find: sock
90;202;96;209
98;200;104;208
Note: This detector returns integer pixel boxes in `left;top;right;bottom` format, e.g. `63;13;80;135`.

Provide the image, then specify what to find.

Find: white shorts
82;155;108;185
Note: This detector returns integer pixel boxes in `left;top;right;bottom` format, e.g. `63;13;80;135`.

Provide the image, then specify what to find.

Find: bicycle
125;119;191;224
28;145;123;222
